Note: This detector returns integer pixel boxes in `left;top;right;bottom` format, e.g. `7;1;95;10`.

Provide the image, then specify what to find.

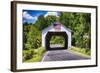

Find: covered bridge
42;22;71;50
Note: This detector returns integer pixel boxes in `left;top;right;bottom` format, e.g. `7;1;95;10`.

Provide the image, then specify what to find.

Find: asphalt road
41;50;90;62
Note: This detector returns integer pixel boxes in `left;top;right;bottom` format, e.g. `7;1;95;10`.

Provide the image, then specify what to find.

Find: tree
23;12;91;50
34;15;47;30
23;23;41;50
59;12;91;49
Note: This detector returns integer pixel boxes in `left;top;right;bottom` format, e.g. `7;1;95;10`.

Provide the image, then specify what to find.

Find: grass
24;54;41;62
69;46;91;57
23;47;46;63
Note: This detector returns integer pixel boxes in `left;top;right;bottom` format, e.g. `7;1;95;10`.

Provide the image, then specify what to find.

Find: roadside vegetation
23;11;91;62
69;46;91;57
23;47;45;62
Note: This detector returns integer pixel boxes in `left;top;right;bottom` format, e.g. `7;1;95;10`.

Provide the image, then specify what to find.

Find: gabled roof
42;23;71;33
61;24;71;32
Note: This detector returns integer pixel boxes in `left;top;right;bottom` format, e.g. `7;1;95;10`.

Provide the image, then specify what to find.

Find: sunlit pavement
41;50;90;62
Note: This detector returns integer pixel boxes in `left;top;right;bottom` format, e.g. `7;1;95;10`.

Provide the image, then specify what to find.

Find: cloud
23;11;38;23
44;12;59;17
23;11;34;19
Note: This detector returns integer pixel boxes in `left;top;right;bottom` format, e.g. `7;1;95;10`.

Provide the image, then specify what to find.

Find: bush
24;54;41;62
38;47;46;55
23;49;34;62
24;43;32;50
23;47;46;62
87;51;90;55
81;49;86;54
24;53;33;60
70;47;91;56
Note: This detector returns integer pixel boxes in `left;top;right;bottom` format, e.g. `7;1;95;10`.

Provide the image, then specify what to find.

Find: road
41;50;90;61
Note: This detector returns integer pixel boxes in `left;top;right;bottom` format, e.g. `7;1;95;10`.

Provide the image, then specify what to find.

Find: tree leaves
59;12;91;49
23;12;91;49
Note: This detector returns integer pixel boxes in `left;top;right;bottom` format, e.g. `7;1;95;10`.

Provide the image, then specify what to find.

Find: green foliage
50;36;65;46
59;12;91;49
23;47;45;62
38;47;46;55
23;49;34;62
23;24;41;50
45;16;58;26
34;15;47;30
70;47;91;56
23;12;91;49
34;15;58;31
25;54;41;62
23;11;91;62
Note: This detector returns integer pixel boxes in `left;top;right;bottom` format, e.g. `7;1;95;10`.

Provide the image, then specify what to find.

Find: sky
23;10;60;24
